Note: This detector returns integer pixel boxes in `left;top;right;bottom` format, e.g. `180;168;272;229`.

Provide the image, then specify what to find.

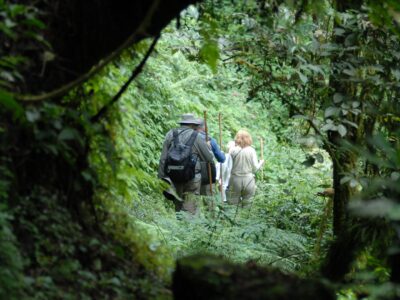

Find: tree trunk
329;131;357;236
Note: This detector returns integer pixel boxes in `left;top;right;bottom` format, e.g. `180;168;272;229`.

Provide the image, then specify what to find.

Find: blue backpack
165;129;198;183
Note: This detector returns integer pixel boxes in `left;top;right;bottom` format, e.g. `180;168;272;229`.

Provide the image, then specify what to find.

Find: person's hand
259;159;265;166
207;141;211;148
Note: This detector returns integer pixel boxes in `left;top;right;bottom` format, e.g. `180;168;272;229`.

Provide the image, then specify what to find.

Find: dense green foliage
1;0;400;299
88;11;333;278
89;1;400;297
199;1;400;297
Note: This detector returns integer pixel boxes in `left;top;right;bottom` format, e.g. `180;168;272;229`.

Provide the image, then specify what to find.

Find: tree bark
329;131;357;236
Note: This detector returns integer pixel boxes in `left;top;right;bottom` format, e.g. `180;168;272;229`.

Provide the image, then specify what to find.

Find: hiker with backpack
158;114;214;214
197;119;226;196
227;129;264;207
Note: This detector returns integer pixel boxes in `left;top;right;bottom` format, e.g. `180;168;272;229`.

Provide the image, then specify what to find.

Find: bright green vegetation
1;0;400;299
88;2;399;297
88;11;333;280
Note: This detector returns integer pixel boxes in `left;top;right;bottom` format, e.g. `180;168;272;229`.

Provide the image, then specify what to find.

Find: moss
173;254;335;300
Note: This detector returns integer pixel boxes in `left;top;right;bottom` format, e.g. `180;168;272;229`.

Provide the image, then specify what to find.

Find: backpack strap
186;130;198;148
172;129;179;146
171;128;191;146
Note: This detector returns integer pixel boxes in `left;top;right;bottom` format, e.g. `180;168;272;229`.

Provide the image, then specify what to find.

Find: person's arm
158;132;172;178
210;138;226;163
195;135;214;163
251;147;264;173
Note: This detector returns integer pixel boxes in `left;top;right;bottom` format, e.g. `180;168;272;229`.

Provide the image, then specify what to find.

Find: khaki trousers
227;175;256;206
200;184;214;196
175;173;201;214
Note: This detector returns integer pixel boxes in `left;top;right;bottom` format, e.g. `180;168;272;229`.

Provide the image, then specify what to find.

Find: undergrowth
88;14;333;284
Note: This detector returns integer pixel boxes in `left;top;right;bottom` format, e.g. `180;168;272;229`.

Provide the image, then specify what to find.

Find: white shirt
216;153;232;189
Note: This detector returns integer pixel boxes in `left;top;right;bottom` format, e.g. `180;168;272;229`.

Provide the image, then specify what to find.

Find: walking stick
218;113;223;200
260;137;264;181
204;111;213;196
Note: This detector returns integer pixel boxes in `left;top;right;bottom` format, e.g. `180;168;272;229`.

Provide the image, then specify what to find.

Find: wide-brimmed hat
197;118;205;128
179;113;201;125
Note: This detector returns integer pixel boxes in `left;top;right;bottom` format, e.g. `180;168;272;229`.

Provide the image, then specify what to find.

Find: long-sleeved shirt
158;126;214;179
198;131;226;163
230;146;262;177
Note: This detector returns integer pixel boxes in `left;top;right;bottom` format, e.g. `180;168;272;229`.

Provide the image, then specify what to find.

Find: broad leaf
0;89;24;121
199;40;219;73
337;124;347;137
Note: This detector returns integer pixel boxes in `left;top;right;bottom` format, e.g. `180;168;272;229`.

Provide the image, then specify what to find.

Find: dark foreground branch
16;0;162;103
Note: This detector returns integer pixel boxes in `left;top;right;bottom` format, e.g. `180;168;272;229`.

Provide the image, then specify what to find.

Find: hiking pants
200;184;214;196
175;173;201;214
227;175;256;206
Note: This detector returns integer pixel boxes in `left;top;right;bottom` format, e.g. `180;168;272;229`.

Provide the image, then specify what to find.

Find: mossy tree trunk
321;0;363;280
173;254;334;300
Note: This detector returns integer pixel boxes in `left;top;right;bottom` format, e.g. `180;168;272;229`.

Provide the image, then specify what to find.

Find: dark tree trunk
320;0;363;281
327;0;362;236
329;131;357;236
390;244;400;283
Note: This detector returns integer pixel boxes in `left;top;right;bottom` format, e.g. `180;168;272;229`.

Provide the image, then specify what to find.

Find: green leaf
337;124;347;137
107;277;121;286
340;176;351;185
58;128;78;141
391;69;400;80
297;71;308;84
333;93;343;103
306;64;324;75
9;4;26;17
0;89;24;121
25;109;40;122
4;18;16;28
334;28;345;36
342;119;358;128
325;106;339;118
391;172;400;181
23;17;46;29
349;179;358;188
343;68;355;76
321;123;335;131
199;40;219;73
